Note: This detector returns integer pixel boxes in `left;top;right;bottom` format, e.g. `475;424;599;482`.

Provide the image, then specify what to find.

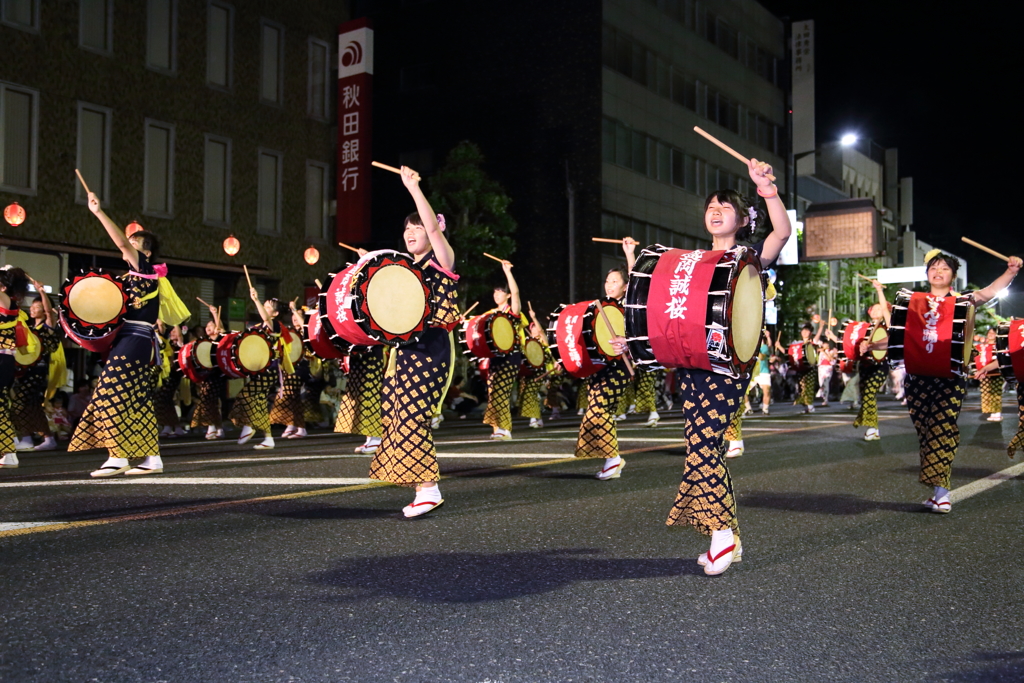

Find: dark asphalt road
2;394;1023;683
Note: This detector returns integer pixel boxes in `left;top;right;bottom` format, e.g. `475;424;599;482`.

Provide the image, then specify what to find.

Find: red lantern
4;202;26;227
223;235;240;256
125;221;144;237
304;246;320;265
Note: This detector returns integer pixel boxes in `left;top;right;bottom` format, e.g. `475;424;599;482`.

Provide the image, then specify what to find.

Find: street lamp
840;133;858;147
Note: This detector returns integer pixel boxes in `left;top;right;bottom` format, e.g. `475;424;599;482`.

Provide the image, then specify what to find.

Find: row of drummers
789;290;1024;384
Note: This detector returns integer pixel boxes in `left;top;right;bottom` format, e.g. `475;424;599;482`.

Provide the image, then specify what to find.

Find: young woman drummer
0;266;31;469
612;158;791;576
10;278;62;452
191;303;227;440
854;279;892;441
482;261;524;440
269;302;309;439
864;249;1020;513
228;294;286;450
71;193;190;477
369;166;460;518
792;320;824;413
520;304;557;429
576;238;636;480
975;328;1004;422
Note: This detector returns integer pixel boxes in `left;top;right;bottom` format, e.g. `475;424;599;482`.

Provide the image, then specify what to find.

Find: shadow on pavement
928;651;1024;682
304;549;700;602
739;491;918;515
272;507;396;520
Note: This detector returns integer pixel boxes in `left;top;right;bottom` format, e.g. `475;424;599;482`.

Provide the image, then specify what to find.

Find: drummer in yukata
614;158;791;576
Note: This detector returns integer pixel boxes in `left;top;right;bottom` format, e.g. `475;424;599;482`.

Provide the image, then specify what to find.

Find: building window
308;37;330;120
260;20;284;104
146;0;177;73
207;1;233;88
1;0;39;31
76;102;112;205
0;81;38;194
80;0;113;54
257;148;282;234
144;120;175;217
305;161;329;241
203;135;231;226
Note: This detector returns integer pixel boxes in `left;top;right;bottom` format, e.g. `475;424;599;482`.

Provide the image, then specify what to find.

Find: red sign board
336;18;373;244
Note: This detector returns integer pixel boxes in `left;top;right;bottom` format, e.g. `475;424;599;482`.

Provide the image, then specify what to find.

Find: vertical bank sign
336;18;373;244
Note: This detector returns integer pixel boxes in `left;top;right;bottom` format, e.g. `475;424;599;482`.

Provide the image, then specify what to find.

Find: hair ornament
748;206;758;230
436;214;446;232
924;248;942;264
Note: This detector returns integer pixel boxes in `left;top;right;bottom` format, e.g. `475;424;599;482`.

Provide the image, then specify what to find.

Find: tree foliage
775;262;827;340
427;141;517;306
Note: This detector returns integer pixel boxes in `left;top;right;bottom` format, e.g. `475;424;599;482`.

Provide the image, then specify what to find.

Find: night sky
760;1;1022;314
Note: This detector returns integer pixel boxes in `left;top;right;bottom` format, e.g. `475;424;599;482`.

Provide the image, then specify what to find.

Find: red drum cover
903;293;957;378
1009;321;1024;381
307;310;347;360
645;249;721;372
842;321;870;362
325;263;378;347
555;301;602;379
975;343;995;373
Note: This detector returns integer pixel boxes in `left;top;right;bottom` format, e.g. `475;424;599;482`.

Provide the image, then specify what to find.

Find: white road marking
0;522;58;531
949;462;1024;503
0;477;377;488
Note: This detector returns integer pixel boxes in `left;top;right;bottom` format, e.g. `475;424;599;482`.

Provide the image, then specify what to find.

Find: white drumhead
732;264;764;363
365;265;427;335
595;304;625;357
869;325;888;361
238;334;271;372
69;276;123;324
963;304;976;366
195;340;215;368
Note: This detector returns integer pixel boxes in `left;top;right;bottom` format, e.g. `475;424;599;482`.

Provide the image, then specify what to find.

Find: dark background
762;1;1022;313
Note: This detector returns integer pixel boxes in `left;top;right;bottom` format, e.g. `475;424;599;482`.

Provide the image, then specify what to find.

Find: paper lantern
304;246;320;265
4;202;26;227
125;221;144;237
223;235;240;256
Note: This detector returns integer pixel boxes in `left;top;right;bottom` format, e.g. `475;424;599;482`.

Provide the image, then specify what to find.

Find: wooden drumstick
961;237;1010;262
338;241;361;254
315;279;323;289
74;168;91;195
460;301;480;320
693;126;776;182
855;272;886;287
243;264;253;290
591;237;639;245
595;300;634;376
483;252;507;264
371;161;421;182
196;296;213;308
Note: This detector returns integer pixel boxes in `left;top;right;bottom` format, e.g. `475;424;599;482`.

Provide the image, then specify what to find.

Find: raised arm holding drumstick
481;257;525;439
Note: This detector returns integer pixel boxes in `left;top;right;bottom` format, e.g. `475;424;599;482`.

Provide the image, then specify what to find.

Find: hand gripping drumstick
595;300;634;376
693;127;776;182
74;168;91;195
591;237;640;245
371;161;421;182
961;237;1010;262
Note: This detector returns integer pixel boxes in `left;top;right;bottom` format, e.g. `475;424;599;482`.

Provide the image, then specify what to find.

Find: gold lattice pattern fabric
229;369;276;434
666;370;746;536
68;355;159;460
854;364;888;429
370;332;453;485
980;377;1004;414
335;349;385;438
11;371;50;436
190;377;224;428
905;374;966;489
575;363;632;459
794;369;818;406
483;357;519;432
519;377;544;419
270;373;306;428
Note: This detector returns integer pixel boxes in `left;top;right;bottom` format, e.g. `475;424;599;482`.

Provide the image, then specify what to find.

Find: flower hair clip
747;206;758;230
436;214;446;232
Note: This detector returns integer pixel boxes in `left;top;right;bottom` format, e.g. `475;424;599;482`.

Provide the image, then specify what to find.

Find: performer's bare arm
87;193;139;271
747;159;792;265
502;260;522;316
401;166;454;271
973;256;1022;305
